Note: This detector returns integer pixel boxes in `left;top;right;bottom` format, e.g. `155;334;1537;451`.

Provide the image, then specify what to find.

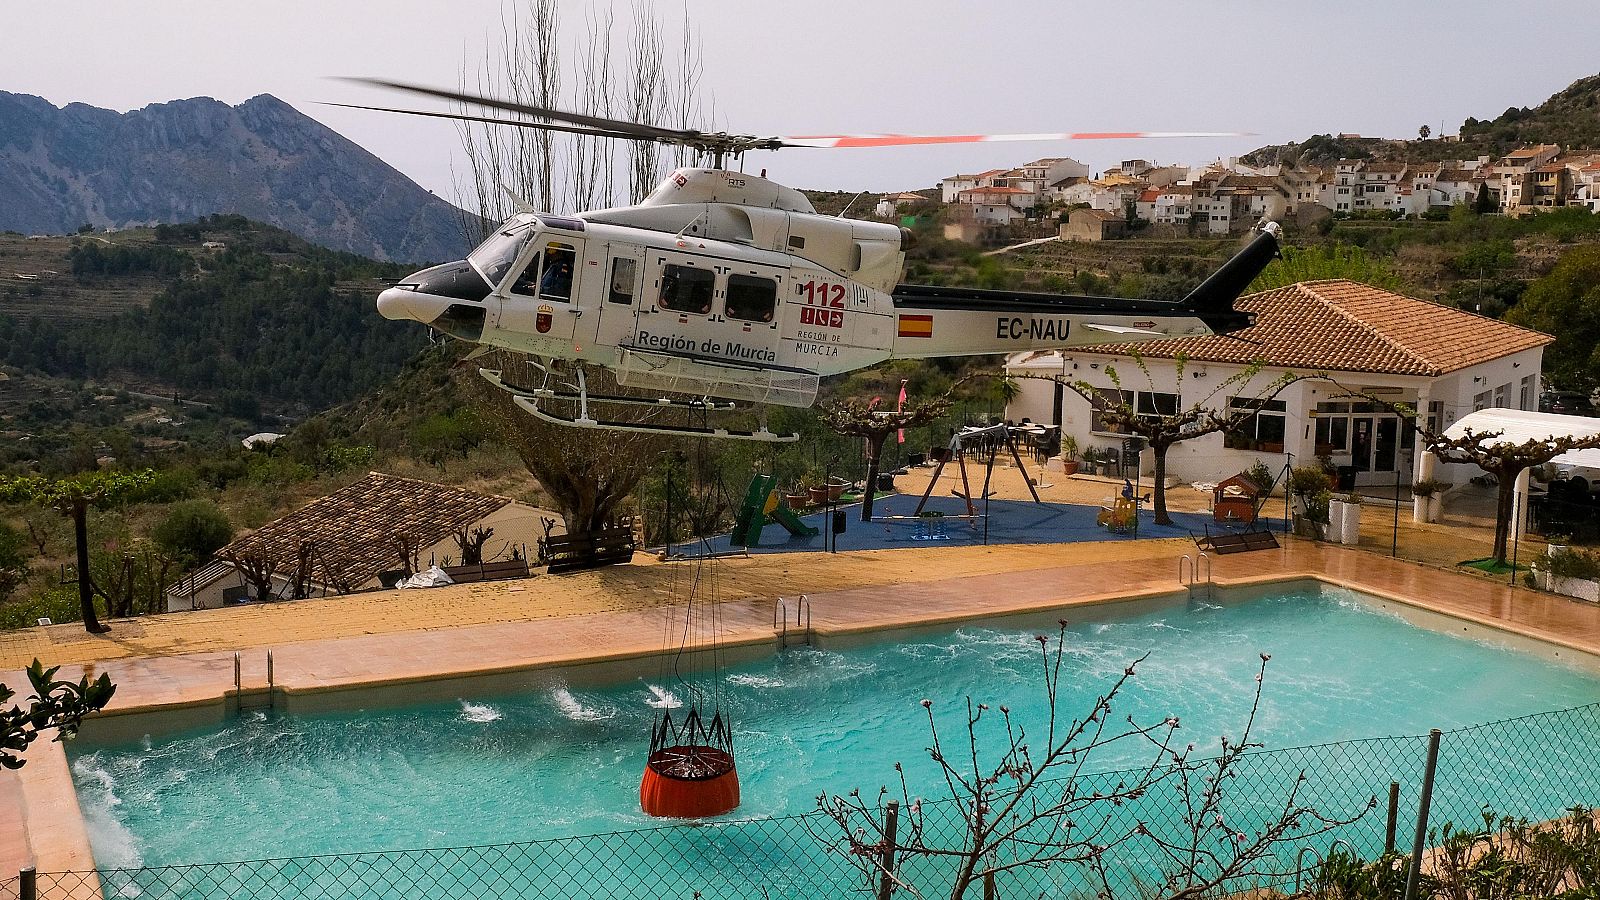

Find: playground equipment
915;423;1043;517
730;474;820;547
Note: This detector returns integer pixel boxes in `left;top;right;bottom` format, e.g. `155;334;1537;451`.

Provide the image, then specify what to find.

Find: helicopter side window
467;223;534;288
725;274;777;323
608;258;637;305
658;264;714;315
509;241;578;299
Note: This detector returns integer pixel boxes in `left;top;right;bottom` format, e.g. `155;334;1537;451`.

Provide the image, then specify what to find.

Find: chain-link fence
15;703;1600;900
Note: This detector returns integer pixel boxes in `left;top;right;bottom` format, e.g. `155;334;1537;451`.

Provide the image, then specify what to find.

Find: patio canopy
1444;408;1600;468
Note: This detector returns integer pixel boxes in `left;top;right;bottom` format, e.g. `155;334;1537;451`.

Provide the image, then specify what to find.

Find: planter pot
808;486;830;506
1326;501;1346;543
784;491;809;508
827;483;846;502
1340;501;1362;546
1291;515;1325;541
1061;460;1081;476
1427;495;1442;523
1548;574;1600;603
1412;495;1432;524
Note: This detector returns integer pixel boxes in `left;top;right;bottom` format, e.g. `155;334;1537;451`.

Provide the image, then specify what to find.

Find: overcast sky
4;1;1597;211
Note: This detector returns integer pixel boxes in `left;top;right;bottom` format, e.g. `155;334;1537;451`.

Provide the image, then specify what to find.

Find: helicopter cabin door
500;236;585;344
638;252;784;368
594;244;645;352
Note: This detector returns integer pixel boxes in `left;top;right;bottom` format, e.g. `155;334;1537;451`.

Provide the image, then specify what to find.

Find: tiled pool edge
14;555;1600;877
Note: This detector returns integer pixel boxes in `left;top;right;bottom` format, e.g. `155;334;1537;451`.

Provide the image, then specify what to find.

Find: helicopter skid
478;369;738;411
511;396;799;443
479;368;797;442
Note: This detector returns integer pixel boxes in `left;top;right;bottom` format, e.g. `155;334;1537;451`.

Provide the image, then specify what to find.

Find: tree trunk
73;500;106;633
861;432;891;522
1152;442;1173;526
1491;466;1519;566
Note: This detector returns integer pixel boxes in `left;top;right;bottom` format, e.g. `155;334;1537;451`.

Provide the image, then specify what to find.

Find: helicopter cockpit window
510;241;578;300
467;223;534;288
658;264;714;315
725;274;777;323
608;258;637;304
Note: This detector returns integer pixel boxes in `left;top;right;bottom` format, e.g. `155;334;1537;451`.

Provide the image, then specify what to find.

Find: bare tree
816;629;1372;900
453;0;712;238
454;525;495;565
819;392;952;522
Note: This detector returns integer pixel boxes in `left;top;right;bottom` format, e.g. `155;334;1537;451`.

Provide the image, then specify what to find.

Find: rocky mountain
0;92;469;264
1244;73;1600;168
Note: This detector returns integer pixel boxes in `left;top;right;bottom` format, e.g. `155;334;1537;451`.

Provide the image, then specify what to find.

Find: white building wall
1007;345;1547;490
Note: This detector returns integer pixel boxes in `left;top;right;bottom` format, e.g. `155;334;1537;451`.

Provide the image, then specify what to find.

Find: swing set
912;423;1043;518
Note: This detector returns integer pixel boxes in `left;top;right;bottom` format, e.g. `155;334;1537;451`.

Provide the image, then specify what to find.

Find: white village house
166;472;551;610
1006;279;1552;494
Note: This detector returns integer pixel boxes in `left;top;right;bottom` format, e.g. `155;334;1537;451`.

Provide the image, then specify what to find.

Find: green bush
0;586;82;630
0;523;27;603
151;500;235;565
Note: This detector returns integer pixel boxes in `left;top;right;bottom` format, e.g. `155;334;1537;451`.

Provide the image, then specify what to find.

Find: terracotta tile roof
1363;162;1407;174
218;472;512;588
1068;280;1552;376
1437;168;1478;182
1138;188;1160;202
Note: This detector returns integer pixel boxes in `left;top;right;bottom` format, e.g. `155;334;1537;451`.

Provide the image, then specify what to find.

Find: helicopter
350;80;1282;442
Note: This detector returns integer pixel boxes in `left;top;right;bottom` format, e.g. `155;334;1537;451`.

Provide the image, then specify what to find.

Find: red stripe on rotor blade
823;135;986;148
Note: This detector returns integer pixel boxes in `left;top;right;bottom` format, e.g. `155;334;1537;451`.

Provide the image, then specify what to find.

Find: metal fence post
19;866;35;900
1403;730;1442;900
1384;780;1400;855
877;800;899;900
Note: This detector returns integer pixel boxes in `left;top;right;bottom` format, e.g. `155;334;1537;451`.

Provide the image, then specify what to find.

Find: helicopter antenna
836;191;866;219
499;183;535;214
674;210;707;239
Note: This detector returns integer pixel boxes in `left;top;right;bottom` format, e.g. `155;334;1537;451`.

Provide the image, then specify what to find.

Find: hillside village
908;142;1600;244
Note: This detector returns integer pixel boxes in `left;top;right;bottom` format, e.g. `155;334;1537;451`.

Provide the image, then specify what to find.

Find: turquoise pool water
70;585;1600;880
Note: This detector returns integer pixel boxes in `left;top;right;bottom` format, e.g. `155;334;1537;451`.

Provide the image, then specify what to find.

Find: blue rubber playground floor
684;493;1282;556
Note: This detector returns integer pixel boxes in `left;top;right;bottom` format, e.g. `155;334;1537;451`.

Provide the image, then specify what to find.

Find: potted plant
1059;434;1080;476
827;477;848;502
1411;478;1448;523
1287;465;1333;539
784;481;811;508
1536;545;1600;602
1332;491;1362;546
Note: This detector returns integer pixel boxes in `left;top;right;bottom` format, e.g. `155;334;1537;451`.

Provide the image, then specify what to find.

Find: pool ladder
1178;553;1213;602
231;651;276;715
775;595;813;649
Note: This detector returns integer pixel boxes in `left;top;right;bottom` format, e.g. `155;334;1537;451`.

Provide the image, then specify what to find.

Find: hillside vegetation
0;216;424;420
1244;73;1600;168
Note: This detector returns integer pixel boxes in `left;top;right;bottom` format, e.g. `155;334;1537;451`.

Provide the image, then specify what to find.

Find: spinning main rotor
332;77;1251;168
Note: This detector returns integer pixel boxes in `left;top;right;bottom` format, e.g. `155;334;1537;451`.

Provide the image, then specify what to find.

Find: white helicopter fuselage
377;168;1250;410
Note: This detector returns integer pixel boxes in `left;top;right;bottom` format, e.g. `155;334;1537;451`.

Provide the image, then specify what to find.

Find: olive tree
0;470;156;633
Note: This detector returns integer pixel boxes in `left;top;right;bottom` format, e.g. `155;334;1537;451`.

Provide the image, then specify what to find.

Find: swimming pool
69;583;1600;889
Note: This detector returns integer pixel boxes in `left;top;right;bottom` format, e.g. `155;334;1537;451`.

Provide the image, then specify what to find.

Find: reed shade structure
640;546;740;817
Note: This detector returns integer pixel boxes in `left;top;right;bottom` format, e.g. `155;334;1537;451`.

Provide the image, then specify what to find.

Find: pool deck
4;535;1600;879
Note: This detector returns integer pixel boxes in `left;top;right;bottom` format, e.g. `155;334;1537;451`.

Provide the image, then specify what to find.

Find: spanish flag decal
897;314;933;338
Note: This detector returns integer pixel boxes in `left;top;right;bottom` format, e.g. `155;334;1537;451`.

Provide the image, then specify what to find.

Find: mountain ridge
0;91;469;264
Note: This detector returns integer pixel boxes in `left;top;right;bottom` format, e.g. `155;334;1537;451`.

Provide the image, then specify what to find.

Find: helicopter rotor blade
342;77;705;145
779;131;1254;148
320;101;640;142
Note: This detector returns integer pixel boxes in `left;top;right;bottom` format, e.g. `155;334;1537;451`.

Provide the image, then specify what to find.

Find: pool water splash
458;701;503;724
549;688;615;722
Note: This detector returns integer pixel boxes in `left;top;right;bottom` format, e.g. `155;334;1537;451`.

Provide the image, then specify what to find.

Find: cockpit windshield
467;222;535;288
